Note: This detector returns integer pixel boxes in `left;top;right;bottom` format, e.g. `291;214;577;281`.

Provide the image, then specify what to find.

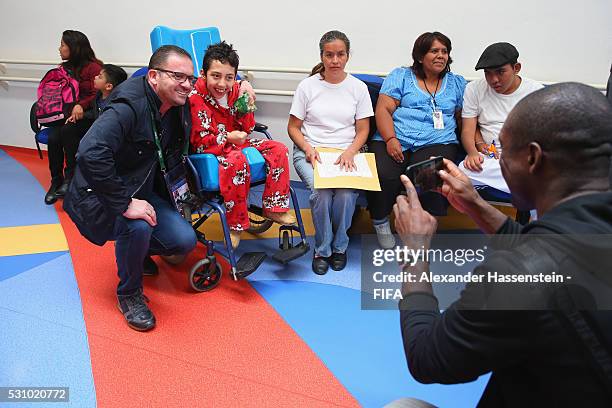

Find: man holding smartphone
390;83;612;407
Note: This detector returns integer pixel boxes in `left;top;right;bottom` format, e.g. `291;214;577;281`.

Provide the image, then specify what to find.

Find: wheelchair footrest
272;242;310;265
233;252;267;280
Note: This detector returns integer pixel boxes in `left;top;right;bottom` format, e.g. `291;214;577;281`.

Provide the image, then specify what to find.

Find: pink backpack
36;65;79;124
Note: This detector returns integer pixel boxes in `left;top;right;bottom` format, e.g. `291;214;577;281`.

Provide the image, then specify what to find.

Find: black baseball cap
475;42;519;70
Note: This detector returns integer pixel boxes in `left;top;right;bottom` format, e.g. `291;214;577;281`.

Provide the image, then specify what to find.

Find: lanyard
148;110;189;174
423;76;441;110
149;111;167;173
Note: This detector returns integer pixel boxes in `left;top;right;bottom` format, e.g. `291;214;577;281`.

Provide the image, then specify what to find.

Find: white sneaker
373;221;396;249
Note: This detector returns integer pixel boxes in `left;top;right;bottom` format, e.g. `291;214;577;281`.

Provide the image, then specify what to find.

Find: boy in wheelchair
188;41;296;249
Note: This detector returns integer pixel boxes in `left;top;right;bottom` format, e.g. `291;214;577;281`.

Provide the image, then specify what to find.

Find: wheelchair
149;25;310;291
182;123;310;292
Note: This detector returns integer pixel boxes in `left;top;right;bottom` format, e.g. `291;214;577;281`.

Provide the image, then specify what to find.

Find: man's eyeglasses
153;67;197;86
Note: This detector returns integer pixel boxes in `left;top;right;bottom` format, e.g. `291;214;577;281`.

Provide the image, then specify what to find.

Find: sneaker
263;211;296;226
117;290;156;331
142;256;159;276
229;230;241;249
373;221;396;249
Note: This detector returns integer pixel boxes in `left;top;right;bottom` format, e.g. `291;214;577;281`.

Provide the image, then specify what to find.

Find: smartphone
404;156;443;193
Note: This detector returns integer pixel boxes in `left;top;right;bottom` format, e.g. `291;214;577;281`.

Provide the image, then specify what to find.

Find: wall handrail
0;76;39;83
0;59;607;91
0;59;145;68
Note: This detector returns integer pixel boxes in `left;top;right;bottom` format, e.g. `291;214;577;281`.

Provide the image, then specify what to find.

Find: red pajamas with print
188;78;290;231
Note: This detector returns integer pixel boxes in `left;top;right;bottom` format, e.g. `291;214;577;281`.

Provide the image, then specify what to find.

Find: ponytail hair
309;30;350;80
310;62;325;77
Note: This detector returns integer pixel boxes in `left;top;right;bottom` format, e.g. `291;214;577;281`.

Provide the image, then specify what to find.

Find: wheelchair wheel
189;258;222;292
247;212;273;234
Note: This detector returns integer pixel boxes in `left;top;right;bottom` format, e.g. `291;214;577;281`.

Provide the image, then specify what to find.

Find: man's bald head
502;82;612;179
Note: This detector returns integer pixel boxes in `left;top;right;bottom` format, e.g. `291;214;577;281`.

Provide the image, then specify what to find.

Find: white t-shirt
462;77;543;153
289;73;374;149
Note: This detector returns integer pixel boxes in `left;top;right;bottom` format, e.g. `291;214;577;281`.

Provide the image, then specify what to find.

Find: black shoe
55;178;71;197
117;290;156;331
44;180;62;205
329;252;347;271
143;256;159;276
312;255;329;275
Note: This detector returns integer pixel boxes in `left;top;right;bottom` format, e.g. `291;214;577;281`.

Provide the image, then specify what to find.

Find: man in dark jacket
391;83;612;407
64;46;198;331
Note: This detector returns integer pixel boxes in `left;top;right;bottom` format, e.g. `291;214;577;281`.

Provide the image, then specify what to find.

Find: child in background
85;64;128;120
188;41;295;249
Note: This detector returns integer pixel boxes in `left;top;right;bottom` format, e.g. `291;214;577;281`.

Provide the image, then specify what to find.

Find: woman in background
44;30;102;205
288;30;373;275
367;31;466;248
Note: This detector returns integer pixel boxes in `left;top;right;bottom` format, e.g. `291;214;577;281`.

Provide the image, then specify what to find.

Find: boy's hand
227;131;248;145
464;153;484;172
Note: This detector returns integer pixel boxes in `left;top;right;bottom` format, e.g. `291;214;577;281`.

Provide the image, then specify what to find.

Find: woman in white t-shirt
288;30;373;275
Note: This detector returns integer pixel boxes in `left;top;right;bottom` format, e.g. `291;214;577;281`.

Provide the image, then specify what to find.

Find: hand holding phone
404;156;443;193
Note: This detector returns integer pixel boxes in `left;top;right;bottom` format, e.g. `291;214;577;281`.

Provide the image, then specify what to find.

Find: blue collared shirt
371;67;466;151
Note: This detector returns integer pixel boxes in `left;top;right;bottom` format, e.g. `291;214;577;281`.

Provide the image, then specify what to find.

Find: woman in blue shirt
367;31;466;248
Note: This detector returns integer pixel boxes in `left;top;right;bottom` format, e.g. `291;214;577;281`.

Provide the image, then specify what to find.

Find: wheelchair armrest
254;122;267;132
253;122;272;140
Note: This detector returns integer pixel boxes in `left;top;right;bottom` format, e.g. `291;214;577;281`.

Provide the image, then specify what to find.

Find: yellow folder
313;147;381;191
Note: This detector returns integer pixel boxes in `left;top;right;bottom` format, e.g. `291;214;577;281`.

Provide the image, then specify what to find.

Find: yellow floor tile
0;224;68;256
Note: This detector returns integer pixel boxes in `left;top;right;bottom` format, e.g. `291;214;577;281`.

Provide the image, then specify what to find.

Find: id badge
433;110;445;129
163;162;192;218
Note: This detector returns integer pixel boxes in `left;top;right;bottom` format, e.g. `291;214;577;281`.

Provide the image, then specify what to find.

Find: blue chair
150;26;221;76
131;66;149;78
149;26;309;289
353;73;384;140
29;102;54;159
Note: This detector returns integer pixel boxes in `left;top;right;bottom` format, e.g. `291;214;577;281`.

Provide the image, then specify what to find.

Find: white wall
2;0;611;173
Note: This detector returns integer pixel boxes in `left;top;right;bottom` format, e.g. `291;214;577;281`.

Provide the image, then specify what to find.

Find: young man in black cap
459;42;543;193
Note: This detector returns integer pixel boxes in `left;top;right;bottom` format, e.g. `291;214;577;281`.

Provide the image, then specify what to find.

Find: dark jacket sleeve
487;217;525;250
399;255;536;385
77;101;135;215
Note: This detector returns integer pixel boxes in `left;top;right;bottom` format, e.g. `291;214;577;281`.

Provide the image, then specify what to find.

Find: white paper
317;152;372;178
460;155;510;193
